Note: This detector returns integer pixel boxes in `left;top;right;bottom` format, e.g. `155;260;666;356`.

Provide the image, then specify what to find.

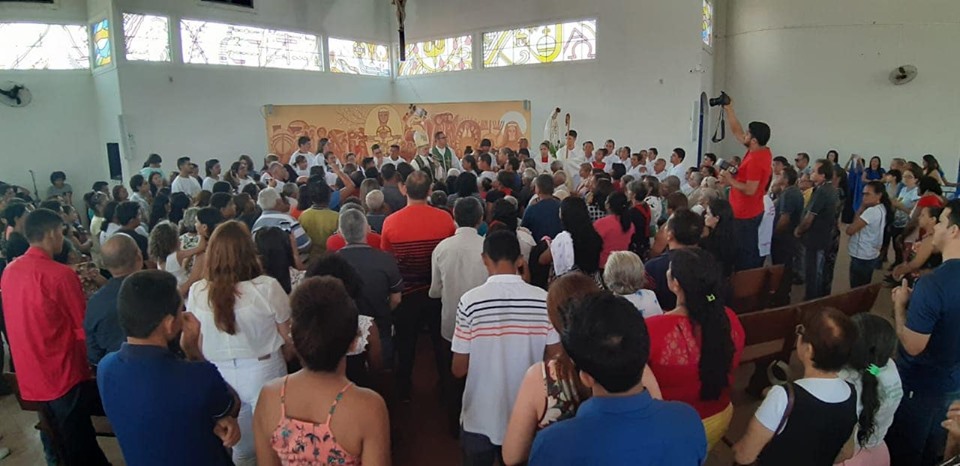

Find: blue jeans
886;389;960;466
849;257;878;288
461;430;501;466
733;214;763;271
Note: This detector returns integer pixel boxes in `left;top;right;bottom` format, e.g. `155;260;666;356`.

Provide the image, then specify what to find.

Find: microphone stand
28;169;39;204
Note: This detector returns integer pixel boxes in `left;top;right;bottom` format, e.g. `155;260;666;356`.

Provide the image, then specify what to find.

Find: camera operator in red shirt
718;96;773;271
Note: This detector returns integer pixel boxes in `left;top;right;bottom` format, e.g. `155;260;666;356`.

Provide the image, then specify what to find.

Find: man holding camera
717;95;773;271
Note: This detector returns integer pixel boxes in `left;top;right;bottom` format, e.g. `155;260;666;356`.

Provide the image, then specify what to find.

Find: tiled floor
0;234;894;465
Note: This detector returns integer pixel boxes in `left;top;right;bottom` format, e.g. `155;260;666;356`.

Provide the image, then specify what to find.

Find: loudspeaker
107;143;122;181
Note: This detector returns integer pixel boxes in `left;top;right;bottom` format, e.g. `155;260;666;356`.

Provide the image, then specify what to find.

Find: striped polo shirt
452;274;560;445
380;203;455;293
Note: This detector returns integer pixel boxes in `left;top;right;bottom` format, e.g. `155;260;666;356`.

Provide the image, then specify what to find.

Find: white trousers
214;351;286;466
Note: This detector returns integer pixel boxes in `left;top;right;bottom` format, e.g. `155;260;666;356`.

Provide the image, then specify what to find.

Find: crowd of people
0;98;959;466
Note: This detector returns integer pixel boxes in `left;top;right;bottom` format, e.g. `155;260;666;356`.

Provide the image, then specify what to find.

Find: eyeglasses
795;324;805;337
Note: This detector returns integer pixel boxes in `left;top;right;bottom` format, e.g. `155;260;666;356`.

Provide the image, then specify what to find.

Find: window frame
327;36;392;78
395;33;474;78
0;21;90;71
480;17;598;70
121;12;172;63
179;18;323;71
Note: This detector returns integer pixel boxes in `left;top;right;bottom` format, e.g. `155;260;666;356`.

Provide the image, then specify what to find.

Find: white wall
0;0;106;201
721;0;960;178
394;0;711;167
113;0;395;175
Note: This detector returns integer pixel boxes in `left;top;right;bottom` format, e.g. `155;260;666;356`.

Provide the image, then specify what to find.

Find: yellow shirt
298;208;339;260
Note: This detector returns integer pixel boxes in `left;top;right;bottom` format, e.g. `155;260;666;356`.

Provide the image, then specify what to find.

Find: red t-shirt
381;204;456;292
593;215;635;268
730;147;773;219
646;307;745;419
326;231;382;253
1;247;92;401
917;194;944;210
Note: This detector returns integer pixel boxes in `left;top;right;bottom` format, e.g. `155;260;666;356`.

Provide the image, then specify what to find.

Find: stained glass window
123;14;170;62
0;23;89;70
397;35;472;76
328;37;390;77
482;19;596;68
91;19;112;68
180;19;321;70
702;0;714;47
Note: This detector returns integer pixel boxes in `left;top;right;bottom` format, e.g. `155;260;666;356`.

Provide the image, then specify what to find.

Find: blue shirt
521;197;563;241
645;250;678;310
97;344;235;466
529;390;706;466
898;259;960;395
84;277;126;365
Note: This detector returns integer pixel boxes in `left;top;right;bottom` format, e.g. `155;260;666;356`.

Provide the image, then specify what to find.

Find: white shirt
162;252;188;287
187;275;291;362
516;227;536;262
755;377;853;434
535;155;557;174
550;231;576;276
478;171;497;185
667;162;687;180
758;194;776;257
380;157;402;168
680;182;695;196
556;146;585;176
202;176;219;192
452;274;559;445
849;204;886;260
171;175;202;197
601;154;621;173
839;359;903;449
101;223;148;245
429;227;489;341
621;290;663;319
626;164;645;180
645;159;657;175
653;169;669;182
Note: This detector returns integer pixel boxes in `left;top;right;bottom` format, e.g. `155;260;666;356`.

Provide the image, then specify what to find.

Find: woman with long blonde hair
186;220;294;466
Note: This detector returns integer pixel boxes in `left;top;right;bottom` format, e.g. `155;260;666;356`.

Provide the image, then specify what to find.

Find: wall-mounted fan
889;65;918;86
0;81;32;108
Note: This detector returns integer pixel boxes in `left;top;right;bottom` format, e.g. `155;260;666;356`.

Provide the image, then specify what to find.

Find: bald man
84;234;144;366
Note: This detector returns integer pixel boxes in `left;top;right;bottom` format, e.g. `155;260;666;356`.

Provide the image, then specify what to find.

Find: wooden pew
729;264;787;314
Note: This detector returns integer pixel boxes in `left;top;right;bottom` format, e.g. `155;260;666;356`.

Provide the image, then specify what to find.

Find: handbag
730;382;795;466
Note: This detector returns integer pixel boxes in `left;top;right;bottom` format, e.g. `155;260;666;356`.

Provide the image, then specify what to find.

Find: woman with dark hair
733;308;858;465
889;167;921;268
446;171;480;208
253;277;390;465
234;193;259;230
461;154;479;175
700;198;739;278
837;313;902;466
100;200;121;244
922;153;948;185
179;207;225;296
305;254;383;387
490;198;535;261
193;190;212;208
254;226;303;294
889;206;942;285
647;248;744;450
593;191;634;269
863;156;886;182
901;176;946;246
111;184;128;203
169;192;191;226
148;221;188;286
148;171;165;198
586;178;614;222
225;161;251;192
202;159;221;191
625;180;652;258
827;150;840;166
140;153;163;178
538;197;603;278
846;180;892;287
186;220;293;465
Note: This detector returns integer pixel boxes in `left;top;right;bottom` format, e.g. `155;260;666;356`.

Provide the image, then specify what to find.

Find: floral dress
271;377;361;465
537;358;582;429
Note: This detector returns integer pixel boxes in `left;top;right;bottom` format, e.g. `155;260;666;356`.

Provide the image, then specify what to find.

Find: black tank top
757;381;857;466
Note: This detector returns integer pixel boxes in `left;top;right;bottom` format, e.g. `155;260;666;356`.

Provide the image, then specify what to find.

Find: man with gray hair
429;197;489;432
253;187;311;257
336;208;403;370
83;234;143;366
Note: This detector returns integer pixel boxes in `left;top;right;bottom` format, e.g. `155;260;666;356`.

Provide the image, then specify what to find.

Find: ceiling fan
0;81;32;108
889;65;918;86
